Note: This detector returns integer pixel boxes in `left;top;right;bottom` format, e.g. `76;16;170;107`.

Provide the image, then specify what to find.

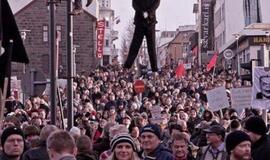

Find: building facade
214;0;270;74
166;25;196;67
157;31;177;67
10;0;98;78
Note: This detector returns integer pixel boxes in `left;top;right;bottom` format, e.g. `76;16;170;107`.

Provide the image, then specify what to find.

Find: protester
244;116;270;160
1;62;263;160
171;132;195;160
140;124;174;160
23;125;40;149
0;126;25;160
225;131;252;160
46;130;77;160
76;135;98;160
108;133;140;160
196;125;227;160
22;125;59;160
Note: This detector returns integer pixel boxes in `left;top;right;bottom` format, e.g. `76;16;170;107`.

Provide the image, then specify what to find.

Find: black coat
0;152;23;160
22;141;49;160
132;0;160;26
251;135;270;160
93;137;110;156
76;151;98;160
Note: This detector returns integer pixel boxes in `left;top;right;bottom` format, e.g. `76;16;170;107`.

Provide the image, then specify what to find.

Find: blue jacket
142;144;174;160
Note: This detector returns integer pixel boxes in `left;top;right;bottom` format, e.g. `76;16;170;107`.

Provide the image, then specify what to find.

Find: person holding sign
123;0;160;73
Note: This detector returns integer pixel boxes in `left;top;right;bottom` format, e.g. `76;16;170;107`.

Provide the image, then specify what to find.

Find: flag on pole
0;0;29;96
175;63;186;78
206;53;218;72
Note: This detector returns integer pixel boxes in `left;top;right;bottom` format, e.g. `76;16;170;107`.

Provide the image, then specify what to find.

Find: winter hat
244;116;268;135
69;126;81;136
110;133;136;151
226;131;251;154
1;126;24;147
140;124;161;140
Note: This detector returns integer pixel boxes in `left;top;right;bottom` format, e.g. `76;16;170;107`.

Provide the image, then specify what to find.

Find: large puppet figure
72;0;93;15
124;0;160;72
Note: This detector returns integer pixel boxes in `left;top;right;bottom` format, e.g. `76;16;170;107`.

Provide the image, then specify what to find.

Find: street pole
233;33;240;77
236;38;240;77
49;0;57;125
67;0;74;130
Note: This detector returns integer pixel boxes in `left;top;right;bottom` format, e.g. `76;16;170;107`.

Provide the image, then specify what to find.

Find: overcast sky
111;0;197;47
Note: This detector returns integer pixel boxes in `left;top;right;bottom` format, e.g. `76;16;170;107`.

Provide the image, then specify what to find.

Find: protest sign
150;106;163;124
252;67;270;109
206;86;230;111
231;87;252;110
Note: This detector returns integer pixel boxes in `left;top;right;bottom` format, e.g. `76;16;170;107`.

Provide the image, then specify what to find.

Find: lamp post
233;33;240;77
49;0;57;125
20;29;31;74
67;0;74;130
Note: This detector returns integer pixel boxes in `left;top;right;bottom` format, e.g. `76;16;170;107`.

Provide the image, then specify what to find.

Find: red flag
206;53;218;71
175;64;185;78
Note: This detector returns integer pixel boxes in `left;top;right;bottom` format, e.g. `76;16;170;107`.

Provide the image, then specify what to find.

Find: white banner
231;87;252;110
184;63;192;69
206;86;230;111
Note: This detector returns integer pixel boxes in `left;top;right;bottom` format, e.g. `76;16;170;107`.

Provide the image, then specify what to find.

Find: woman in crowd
108;133;140;160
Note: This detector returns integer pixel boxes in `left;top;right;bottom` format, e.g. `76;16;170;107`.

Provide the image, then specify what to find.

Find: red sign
134;80;145;94
96;19;105;59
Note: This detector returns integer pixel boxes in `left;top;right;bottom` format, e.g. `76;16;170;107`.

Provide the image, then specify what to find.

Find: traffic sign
223;49;234;60
134;80;145;94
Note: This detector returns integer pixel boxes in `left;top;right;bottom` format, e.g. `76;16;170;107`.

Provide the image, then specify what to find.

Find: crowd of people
0;63;270;160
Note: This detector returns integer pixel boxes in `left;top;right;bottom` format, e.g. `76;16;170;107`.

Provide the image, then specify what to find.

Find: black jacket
251;135;270;160
0;152;23;160
132;0;160;26
76;151;98;160
22;141;49;160
93;137;110;156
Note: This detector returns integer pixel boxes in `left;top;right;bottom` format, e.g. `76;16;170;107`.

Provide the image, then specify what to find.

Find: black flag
0;0;29;95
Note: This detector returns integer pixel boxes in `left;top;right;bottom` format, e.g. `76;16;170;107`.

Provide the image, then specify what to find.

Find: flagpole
49;0;57;125
212;63;216;83
67;0;74;130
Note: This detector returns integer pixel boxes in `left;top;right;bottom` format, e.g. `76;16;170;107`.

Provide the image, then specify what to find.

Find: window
106;20;109;28
222;31;226;45
214;8;222;27
221;3;225;20
103;55;110;65
243;0;262;26
247;52;250;61
43;25;48;42
105;39;109;47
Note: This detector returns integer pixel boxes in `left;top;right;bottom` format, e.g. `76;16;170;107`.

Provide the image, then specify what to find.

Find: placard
231;87;252;110
252;67;270;109
206;86;230;111
150;106;162;124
